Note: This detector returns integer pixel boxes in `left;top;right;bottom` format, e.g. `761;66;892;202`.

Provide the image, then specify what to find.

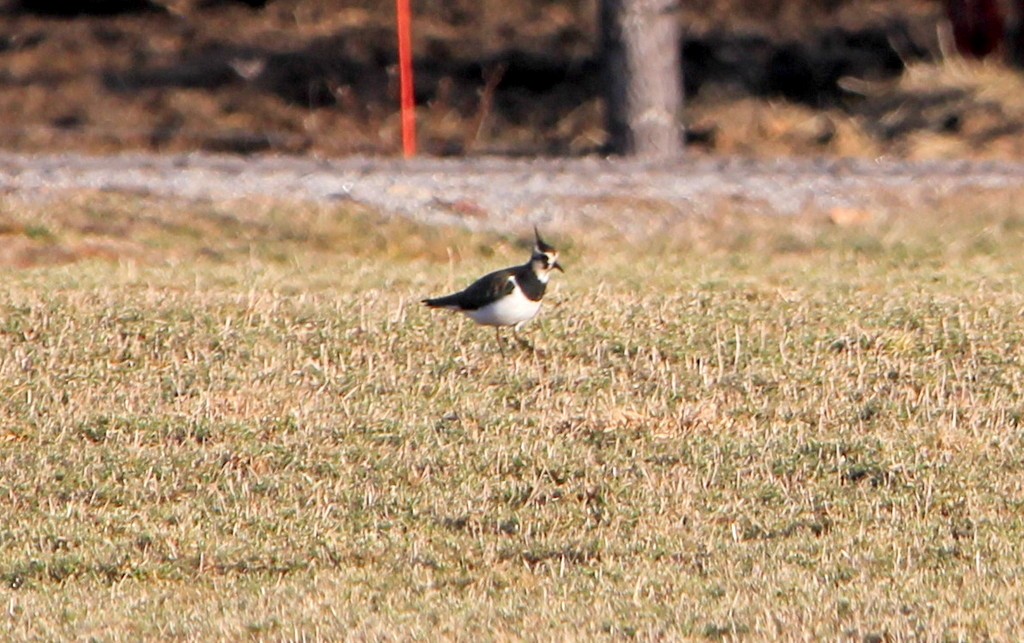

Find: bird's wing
425;268;516;310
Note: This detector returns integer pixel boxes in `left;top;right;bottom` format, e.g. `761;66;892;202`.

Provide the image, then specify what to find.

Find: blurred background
1;0;1022;159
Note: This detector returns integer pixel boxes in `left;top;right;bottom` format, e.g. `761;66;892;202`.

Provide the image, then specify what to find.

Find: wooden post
601;0;684;159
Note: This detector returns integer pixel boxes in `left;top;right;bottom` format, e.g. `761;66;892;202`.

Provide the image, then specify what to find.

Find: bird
422;227;564;350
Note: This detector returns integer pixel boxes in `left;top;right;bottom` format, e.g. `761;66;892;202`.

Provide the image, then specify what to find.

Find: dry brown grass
4;190;1024;639
11;0;1024;160
684;54;1024;160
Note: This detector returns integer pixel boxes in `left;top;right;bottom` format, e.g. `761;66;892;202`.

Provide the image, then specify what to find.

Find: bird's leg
495;326;506;356
512;323;534;350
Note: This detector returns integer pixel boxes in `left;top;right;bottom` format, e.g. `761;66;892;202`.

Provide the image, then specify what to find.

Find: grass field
3;191;1024;640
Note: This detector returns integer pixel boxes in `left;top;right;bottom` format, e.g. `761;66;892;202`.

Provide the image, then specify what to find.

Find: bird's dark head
530;226;563;281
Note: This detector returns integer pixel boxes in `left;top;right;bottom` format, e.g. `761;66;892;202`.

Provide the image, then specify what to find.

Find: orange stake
396;0;416;157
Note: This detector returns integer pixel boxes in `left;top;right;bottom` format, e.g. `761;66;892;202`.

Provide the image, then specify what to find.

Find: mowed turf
3;192;1024;640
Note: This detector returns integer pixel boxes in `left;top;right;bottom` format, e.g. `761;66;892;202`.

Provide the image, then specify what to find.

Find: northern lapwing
422;227;564;350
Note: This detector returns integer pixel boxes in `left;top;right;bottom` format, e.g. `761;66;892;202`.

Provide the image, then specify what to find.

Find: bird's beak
553;260;564;273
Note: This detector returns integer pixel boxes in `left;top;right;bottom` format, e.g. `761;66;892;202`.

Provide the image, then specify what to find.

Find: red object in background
396;0;416;157
947;0;1005;58
1011;0;1024;67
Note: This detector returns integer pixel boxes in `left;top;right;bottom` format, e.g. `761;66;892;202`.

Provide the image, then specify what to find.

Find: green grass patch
2;193;1024;639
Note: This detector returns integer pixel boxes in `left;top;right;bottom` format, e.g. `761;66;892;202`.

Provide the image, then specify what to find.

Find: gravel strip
2;152;1023;232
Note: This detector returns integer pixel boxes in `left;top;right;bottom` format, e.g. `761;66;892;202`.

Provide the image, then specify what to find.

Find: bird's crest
530;226;563;277
533;225;556;254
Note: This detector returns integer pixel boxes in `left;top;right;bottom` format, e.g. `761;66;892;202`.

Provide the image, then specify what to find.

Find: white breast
464;278;542;327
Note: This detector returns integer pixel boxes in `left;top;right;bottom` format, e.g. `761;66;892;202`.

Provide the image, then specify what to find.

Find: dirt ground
5;0;1024;160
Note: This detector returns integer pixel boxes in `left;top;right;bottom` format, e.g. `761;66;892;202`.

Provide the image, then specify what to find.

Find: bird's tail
422;294;461;308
